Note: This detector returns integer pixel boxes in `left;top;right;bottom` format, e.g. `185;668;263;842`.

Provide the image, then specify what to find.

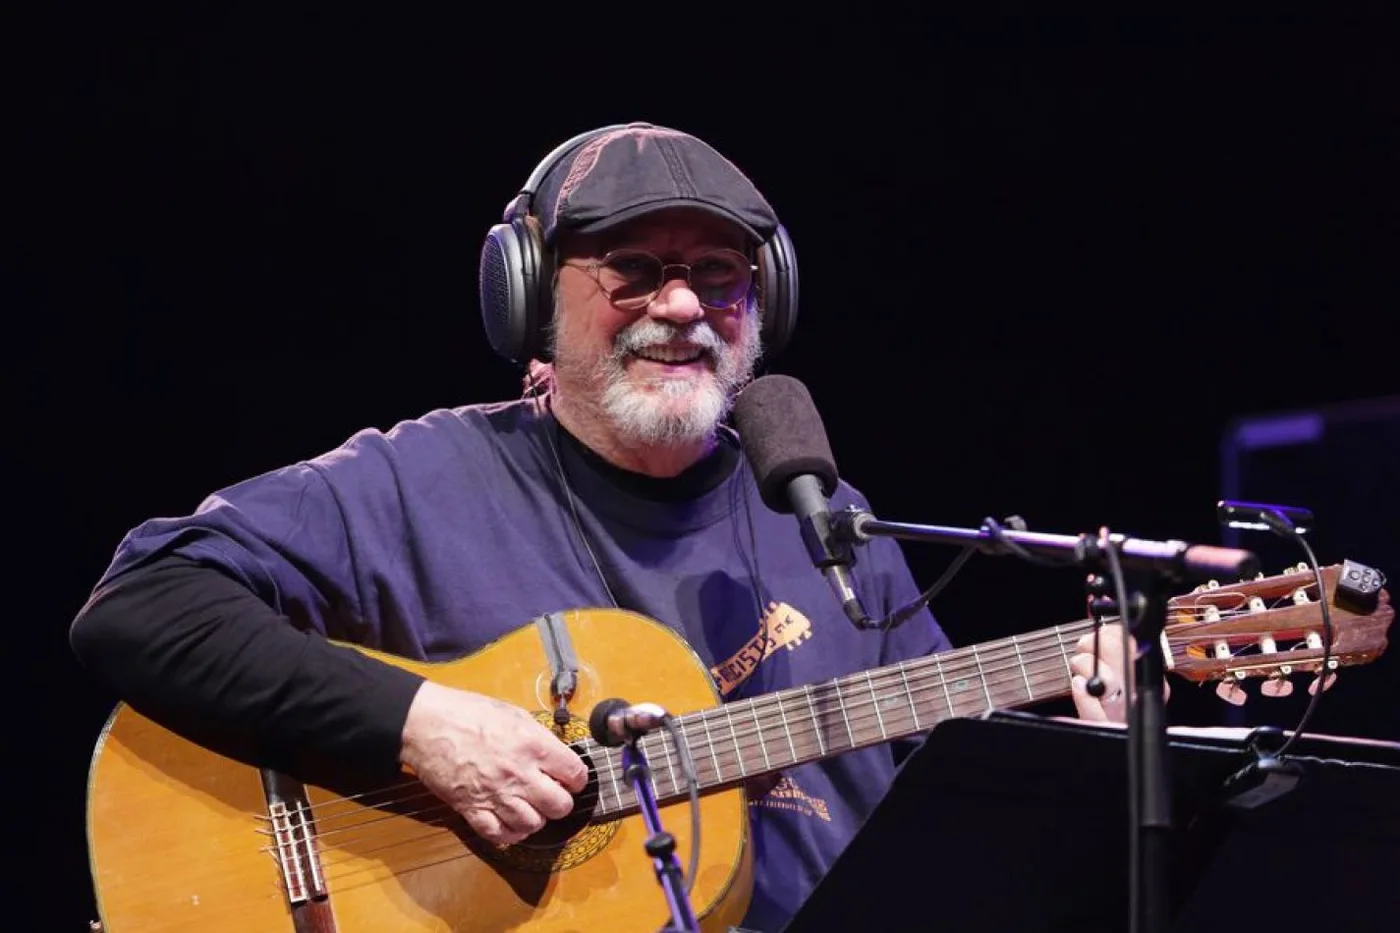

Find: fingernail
1071;675;1086;693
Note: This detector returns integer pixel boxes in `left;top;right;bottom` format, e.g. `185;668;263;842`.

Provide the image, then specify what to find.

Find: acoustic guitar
84;562;1391;932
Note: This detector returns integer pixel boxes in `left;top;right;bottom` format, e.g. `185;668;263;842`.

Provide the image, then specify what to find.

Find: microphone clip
829;506;874;546
797;504;860;571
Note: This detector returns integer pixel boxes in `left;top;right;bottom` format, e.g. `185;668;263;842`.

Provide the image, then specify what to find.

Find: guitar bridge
264;773;328;905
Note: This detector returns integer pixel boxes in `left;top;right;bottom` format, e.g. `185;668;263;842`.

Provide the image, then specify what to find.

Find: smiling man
71;122;1131;932
549;207;764;472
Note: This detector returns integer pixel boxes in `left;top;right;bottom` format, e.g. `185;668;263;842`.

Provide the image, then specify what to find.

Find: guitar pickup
1336;559;1385;613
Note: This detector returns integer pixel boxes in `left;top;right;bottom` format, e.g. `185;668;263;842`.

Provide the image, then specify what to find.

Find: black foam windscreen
588;698;630;748
732;374;839;513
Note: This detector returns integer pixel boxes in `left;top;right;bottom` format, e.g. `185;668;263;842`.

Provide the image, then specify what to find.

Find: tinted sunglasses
565;248;756;311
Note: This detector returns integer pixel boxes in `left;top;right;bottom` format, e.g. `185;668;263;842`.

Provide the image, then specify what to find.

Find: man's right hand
399;680;589;845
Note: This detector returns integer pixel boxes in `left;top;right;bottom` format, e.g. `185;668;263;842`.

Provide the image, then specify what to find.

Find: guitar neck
589;618;1097;816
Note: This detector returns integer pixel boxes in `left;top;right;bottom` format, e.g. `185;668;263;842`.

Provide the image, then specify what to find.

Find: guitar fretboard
585;618;1097;817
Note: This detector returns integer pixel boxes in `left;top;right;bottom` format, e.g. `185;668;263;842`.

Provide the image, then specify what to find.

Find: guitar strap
535;611;579;723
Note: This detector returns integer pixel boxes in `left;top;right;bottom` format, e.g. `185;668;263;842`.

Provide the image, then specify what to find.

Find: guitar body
85;608;753;933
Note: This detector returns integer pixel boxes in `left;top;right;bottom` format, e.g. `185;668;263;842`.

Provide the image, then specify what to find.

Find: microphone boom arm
831;507;1259;582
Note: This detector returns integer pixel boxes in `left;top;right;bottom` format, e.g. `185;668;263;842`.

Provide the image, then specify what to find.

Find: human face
551;208;763;447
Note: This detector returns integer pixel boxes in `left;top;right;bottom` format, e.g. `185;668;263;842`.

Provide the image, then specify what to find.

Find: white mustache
613;320;725;359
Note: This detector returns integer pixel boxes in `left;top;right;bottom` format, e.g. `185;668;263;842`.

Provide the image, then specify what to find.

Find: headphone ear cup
479;216;547;364
756;223;799;359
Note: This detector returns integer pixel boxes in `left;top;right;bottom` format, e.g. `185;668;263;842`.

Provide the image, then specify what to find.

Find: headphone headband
503;123;640;223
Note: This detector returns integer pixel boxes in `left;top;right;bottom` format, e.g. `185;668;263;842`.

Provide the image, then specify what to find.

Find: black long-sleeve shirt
71;554;424;782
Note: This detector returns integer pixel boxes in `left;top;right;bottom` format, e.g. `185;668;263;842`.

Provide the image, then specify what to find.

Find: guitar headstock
1164;561;1392;701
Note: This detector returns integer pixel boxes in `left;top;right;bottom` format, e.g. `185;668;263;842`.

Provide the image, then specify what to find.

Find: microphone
589;698;669;747
733;375;874;629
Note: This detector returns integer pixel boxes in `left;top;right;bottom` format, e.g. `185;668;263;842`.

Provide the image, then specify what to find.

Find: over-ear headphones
478;123;800;366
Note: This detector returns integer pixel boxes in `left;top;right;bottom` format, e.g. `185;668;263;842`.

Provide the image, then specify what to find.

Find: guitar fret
775;693;798;764
899;665;921;730
1012;636;1034;701
698;710;722;783
607;748;624;810
751;702;771;771
834;681;856;747
658;732;679;795
865;670;887;740
935;654;956;718
674;719;692;797
971;644;994;711
805;685;826;756
723;705;746;778
1054;625;1074;681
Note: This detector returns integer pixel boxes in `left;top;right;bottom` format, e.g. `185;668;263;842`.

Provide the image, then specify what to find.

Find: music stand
782;711;1400;933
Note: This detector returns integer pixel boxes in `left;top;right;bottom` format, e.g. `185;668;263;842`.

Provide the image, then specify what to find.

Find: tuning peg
1216;680;1248;705
1255;636;1291;700
1308;672;1338;696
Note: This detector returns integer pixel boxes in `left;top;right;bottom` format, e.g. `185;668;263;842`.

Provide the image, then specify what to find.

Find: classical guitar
84;562;1391;932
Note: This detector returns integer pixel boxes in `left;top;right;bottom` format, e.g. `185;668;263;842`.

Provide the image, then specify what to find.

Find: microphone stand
831;508;1259;933
622;738;699;933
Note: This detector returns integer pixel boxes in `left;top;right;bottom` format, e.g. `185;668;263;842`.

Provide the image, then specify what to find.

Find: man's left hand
1068;624;1170;723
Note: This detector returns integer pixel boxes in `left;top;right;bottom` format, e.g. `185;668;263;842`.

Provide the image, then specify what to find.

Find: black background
19;7;1400;928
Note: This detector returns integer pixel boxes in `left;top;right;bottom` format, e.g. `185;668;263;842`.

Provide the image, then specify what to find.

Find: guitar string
332;620;1321;848
297;590;1289;827
291;653;1087;851
271;596;1302;833
252;617;1328;896
279;594;1311;847
260;629;1098;845
254;596;1299;857
295;620;1102;827
231;596;1321;880
107;604;1325;903
253;593;1282;830
251;644;1096;892
264;656;1084;863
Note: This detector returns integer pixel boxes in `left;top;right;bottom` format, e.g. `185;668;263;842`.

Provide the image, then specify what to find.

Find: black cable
662;715;702;897
1099;533;1140;933
879;546;976;631
879;515;1031;631
1257;516;1333;761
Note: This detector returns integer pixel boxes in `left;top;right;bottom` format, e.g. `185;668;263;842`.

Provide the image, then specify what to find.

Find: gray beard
554;311;763;447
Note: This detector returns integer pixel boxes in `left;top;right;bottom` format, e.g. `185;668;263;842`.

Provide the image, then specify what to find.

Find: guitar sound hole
464;716;622;873
515;742;601;850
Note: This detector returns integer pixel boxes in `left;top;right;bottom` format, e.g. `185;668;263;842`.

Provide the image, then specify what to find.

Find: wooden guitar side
85;608;753;932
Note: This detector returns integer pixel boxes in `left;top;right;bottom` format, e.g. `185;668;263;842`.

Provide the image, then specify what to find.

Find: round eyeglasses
564;248;756;311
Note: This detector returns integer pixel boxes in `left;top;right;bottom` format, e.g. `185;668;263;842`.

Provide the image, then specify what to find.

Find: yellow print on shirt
710;601;813;697
750;774;832;822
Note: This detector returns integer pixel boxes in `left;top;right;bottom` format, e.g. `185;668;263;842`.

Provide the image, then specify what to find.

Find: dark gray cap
529;123;780;246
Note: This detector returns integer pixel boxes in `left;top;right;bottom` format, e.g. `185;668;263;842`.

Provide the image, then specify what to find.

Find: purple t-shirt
101;399;951;931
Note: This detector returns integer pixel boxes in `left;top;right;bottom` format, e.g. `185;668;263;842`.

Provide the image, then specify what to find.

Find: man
70;122;1130;931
